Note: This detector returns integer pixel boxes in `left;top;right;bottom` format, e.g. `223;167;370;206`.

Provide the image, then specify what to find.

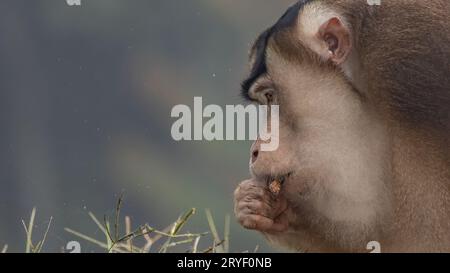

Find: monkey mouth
266;172;293;195
266;172;293;185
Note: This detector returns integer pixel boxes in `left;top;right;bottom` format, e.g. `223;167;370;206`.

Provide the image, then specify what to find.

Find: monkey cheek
237;211;288;233
239;214;274;231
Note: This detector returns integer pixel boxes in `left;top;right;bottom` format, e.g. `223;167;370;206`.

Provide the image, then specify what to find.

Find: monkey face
265;47;390;218
239;1;393;250
237;0;450;253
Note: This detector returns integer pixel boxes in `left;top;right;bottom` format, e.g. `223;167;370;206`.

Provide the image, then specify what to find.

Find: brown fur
327;0;450;133
235;0;450;252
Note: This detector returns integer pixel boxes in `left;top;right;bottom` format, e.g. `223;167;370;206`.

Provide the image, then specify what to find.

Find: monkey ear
317;17;352;65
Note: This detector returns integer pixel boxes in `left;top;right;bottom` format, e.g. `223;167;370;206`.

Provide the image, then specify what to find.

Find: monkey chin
265;173;391;253
263;214;386;253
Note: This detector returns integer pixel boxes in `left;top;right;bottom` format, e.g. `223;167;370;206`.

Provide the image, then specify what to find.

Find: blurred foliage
0;0;293;252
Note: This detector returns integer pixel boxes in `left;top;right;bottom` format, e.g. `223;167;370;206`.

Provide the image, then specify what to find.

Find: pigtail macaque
235;0;450;252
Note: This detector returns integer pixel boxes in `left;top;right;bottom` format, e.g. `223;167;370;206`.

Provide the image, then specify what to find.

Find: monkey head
234;0;450;252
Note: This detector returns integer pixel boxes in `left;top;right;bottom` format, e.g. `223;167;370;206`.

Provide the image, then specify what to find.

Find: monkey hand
234;179;291;233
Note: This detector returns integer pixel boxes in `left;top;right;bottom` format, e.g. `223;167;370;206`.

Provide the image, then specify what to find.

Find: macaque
234;0;450;252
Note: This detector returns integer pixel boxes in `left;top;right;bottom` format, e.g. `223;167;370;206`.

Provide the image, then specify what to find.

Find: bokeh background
0;0;294;252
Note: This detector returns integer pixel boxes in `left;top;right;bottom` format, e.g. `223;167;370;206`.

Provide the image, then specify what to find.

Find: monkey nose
250;140;261;164
252;149;259;164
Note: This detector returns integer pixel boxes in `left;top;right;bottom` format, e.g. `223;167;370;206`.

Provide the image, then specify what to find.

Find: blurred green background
0;0;293;252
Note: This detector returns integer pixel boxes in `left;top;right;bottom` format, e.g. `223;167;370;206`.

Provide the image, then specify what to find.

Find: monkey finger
235;187;272;205
270;213;290;233
235;181;264;195
237;214;275;232
238;201;274;219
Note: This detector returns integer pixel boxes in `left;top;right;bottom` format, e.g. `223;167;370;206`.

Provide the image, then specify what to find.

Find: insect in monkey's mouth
267;172;292;196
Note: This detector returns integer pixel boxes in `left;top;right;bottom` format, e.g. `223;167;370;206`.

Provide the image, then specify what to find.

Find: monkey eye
252;88;274;105
249;82;276;105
